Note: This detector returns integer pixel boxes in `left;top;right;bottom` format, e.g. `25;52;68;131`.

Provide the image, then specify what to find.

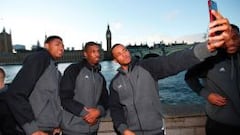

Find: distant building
153;41;166;49
0;28;13;53
31;40;42;51
106;24;112;52
13;44;26;51
126;43;149;53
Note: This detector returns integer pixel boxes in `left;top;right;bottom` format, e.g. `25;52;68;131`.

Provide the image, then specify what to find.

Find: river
1;61;204;105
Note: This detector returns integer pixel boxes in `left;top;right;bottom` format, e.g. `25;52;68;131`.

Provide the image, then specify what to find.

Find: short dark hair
111;43;123;57
44;35;62;44
231;24;239;33
0;67;5;78
83;41;100;51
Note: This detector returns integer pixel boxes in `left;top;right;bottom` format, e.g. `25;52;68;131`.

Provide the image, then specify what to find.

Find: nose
59;44;64;51
122;50;128;57
96;51;100;57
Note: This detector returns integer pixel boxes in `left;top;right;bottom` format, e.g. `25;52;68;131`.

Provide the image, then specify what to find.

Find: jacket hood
217;49;240;80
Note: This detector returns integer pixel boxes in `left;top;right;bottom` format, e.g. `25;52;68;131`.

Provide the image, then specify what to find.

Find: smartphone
208;0;218;22
208;0;222;35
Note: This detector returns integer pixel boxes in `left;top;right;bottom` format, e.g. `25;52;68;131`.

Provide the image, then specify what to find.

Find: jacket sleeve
7;52;50;134
140;42;216;80
184;60;213;99
97;75;109;117
60;63;87;117
109;83;128;134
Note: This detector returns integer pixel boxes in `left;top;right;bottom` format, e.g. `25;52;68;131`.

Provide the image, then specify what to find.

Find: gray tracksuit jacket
185;49;240;127
7;49;63;135
109;43;216;134
60;59;109;135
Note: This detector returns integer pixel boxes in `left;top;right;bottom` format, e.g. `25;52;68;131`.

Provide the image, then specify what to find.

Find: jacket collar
82;59;101;72
117;57;139;75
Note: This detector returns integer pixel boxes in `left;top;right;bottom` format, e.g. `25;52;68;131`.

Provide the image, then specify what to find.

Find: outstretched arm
184;62;209;98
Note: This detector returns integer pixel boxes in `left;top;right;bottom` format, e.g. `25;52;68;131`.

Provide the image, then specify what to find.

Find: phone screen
208;0;218;22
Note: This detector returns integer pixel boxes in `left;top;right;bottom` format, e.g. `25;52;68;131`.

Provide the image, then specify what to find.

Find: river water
1;61;204;105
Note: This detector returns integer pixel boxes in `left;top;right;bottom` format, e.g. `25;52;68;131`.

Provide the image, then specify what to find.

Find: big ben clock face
107;33;111;38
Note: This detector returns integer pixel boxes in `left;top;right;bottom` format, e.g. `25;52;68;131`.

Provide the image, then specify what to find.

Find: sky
0;0;239;50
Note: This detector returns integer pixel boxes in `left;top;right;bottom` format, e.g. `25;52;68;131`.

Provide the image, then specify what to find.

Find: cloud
176;33;206;43
111;22;123;31
164;10;180;21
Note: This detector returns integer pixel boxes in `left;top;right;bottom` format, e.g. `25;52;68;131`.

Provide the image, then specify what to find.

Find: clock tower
106;24;112;52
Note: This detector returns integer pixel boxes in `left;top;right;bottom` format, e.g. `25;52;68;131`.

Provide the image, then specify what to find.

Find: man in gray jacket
109;11;234;135
185;24;240;135
7;35;64;135
60;41;109;135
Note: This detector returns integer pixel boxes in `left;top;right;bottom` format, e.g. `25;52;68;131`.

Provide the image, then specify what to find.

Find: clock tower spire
106;24;112;52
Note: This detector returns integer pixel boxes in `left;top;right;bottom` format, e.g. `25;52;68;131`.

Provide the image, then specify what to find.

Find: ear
113;58;117;63
44;43;49;49
83;51;87;58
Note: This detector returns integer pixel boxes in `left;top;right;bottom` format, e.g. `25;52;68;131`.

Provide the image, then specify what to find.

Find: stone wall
98;104;206;135
161;104;206;135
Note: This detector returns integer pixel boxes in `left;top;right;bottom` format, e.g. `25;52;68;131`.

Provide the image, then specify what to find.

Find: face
0;70;5;83
0;72;4;79
112;44;132;66
45;38;64;59
226;28;239;54
84;45;101;65
226;44;238;54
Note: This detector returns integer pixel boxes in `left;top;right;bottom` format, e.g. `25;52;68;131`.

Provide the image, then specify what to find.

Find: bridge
131;44;193;59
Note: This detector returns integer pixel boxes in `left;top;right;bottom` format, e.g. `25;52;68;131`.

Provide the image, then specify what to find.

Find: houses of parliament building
0;28;13;54
0;25;113;65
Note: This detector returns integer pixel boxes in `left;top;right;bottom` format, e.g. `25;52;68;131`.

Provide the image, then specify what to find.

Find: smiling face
112;44;132;70
84;44;101;65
